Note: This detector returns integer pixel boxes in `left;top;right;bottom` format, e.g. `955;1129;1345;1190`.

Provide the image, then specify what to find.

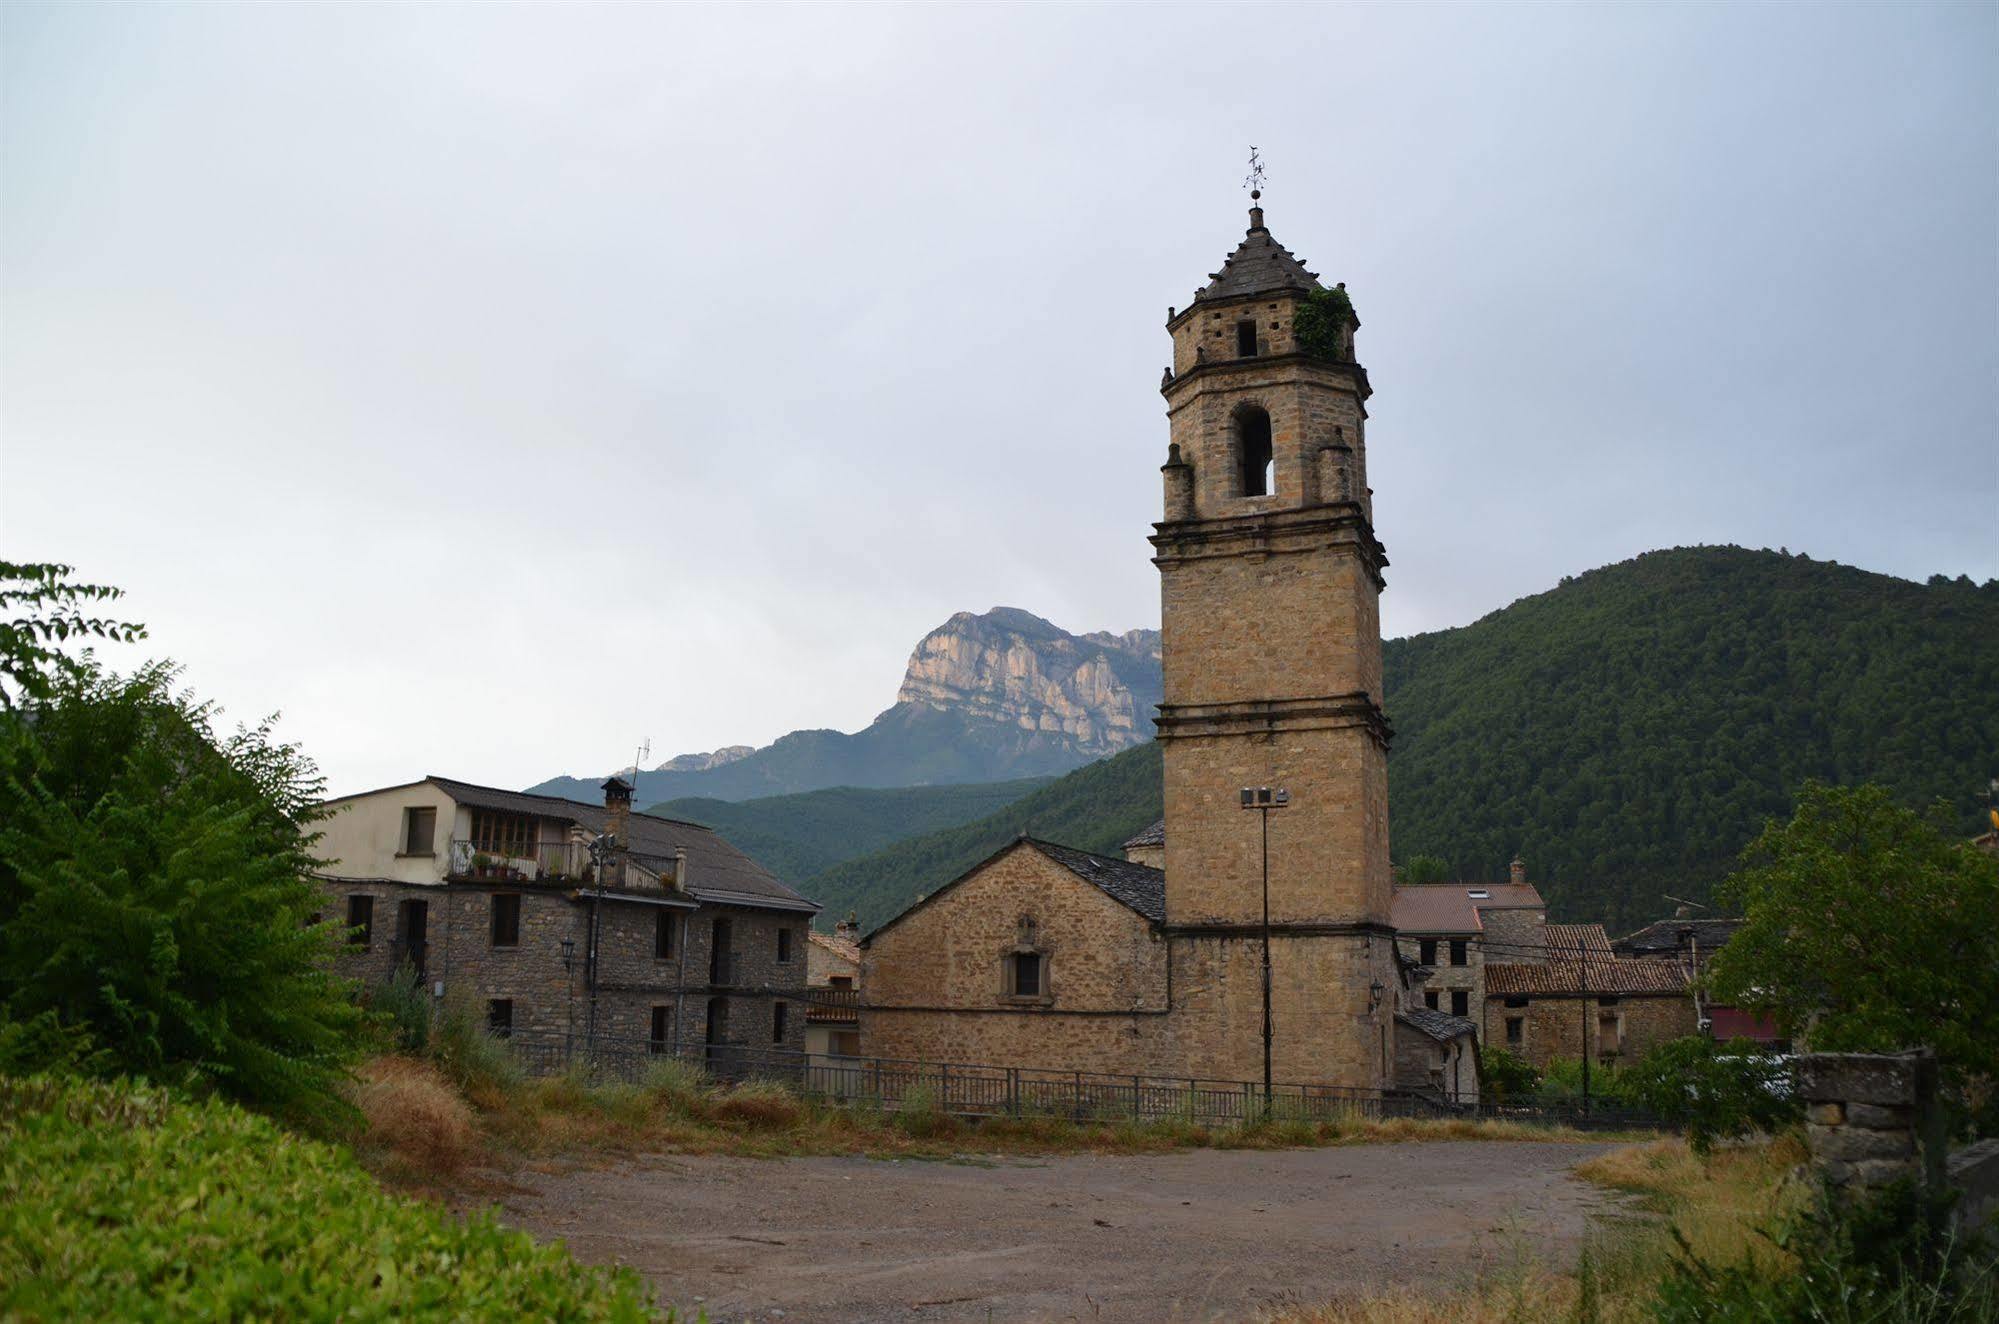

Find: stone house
1483;923;1696;1069
804;917;862;1063
316;774;819;1060
1613;913;1787;1047
1389;860;1547;1029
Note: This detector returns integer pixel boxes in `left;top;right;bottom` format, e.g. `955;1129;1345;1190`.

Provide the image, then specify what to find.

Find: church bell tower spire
1150;192;1395;1089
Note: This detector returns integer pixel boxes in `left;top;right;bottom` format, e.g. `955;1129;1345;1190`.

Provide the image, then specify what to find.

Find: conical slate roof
1197;205;1323;302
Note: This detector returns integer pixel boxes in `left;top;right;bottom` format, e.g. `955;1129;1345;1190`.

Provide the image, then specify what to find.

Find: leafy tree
0;648;363;1119
0;561;144;710
1622;1035;1800;1153
1707;782;1999;1103
1399;854;1452;884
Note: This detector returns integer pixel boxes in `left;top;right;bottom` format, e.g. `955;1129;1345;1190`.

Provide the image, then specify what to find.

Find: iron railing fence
496;1030;1666;1132
447;838;595;885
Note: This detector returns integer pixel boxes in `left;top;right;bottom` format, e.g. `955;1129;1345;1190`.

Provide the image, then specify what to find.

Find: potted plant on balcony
471;852;498;879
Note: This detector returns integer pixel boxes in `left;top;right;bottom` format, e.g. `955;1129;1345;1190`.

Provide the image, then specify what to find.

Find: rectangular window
829;974;853;989
470;810;537;858
487;999;513;1037
772;1000;788;1043
1011;951;1043;998
1505;1016;1524;1046
1423;990;1439;1010
1449;939;1469;966
346;895;373;949
1599;1014;1621;1055
1418;938;1437;965
1504;995;1530;1009
650;1005;669;1053
1451;990;1469;1018
776;927;793;963
654;910;676;960
402;806;437;856
491;893;521;948
1235;320;1257;357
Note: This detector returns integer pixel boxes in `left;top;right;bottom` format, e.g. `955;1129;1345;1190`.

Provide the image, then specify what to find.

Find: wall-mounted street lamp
560;937;575;974
1241;786;1290;1115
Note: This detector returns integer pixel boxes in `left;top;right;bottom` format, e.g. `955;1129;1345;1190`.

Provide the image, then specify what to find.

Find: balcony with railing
804;986;860;1024
446;837;596;885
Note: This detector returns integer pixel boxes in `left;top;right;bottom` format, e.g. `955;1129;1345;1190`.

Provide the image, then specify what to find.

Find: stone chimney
1510;855;1527;888
835;912;860;946
601;776;632;887
671;846;689;891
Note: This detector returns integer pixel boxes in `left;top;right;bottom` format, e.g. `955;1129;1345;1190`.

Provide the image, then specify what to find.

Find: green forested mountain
1383;546;1997;926
799;548;1997;933
803;742;1164;930
645;777;1048;890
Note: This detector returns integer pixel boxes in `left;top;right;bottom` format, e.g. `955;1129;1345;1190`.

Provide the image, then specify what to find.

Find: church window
1235;320;1258;357
1235;406;1274;498
1010;951;1043;997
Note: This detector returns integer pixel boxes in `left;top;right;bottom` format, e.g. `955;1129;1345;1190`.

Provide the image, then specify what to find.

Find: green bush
426;991;521;1095
1538;1055;1643;1108
368;961;434;1054
0;1075;659;1320
1481;1045;1541;1104
1291;284;1357;360
0;661;365;1121
1623;1036;1800;1154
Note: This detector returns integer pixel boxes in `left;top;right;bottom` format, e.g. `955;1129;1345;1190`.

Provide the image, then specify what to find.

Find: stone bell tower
1150;195;1395;1088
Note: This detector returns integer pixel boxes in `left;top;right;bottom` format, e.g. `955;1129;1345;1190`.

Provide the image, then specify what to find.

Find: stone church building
863;198;1409;1090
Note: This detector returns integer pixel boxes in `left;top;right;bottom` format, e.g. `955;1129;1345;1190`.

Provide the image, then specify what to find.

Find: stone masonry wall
318;878;810;1056
1484;992;1696;1070
862;844;1168;1071
1797;1050;1947;1198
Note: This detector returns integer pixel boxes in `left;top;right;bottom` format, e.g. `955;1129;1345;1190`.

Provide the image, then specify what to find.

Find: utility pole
1241;786;1290;1118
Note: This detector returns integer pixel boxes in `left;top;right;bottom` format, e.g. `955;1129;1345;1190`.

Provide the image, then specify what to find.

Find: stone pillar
1161;444;1195;521
1316;442;1352;505
1796;1049;1945;1198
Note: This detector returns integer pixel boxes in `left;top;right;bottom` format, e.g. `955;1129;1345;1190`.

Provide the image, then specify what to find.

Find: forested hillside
804;742;1164;930
646;778;1048;889
806;548;1997;934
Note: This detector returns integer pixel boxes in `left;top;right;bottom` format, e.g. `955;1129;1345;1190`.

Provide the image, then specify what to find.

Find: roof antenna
630;737;650;783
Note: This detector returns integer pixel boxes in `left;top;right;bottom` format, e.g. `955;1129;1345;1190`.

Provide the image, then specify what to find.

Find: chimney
835;911;860;946
1510;855;1527;888
601;776;632;886
671;846;689;891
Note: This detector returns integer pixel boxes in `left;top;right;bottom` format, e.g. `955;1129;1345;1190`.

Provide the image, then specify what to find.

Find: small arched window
1235;406;1274;498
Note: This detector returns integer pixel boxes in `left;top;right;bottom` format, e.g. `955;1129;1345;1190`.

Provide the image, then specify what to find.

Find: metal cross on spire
1243;146;1267;201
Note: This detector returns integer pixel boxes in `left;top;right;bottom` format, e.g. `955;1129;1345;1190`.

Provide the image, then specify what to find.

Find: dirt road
501;1140;1621;1323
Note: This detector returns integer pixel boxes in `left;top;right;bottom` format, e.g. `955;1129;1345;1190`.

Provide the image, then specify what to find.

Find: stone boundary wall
1796;1049;1946;1197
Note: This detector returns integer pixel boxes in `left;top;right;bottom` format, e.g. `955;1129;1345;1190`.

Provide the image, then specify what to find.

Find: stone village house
1389;860;1547;1026
1482;923;1696;1070
316;775;819;1059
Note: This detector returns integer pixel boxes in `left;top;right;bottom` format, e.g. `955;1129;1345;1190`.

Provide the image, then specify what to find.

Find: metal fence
499;1030;1665;1132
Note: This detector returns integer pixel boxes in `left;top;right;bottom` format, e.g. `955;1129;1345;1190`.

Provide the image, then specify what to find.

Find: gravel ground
500;1139;1623;1323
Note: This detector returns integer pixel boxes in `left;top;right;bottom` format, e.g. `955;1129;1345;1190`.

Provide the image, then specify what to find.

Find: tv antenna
631;737;650;781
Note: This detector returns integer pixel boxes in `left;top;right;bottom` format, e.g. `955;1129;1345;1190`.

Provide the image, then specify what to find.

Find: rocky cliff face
895;608;1162;758
655;746;755;774
529;607;1161;805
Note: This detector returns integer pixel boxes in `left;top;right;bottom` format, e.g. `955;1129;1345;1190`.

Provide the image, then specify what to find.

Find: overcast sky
3;3;1994;797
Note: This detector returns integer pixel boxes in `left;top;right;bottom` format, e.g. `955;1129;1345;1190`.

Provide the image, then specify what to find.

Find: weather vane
1244;146;1266;200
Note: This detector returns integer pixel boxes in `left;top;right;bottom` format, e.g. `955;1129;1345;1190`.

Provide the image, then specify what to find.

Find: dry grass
1268;1133;1808;1324
348;1055;477;1183
350;1050;1659;1193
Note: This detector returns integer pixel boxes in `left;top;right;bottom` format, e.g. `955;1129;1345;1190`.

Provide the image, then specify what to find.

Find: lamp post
1240;786;1290;1116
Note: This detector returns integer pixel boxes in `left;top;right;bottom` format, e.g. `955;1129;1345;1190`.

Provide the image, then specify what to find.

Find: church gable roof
862;836;1165;944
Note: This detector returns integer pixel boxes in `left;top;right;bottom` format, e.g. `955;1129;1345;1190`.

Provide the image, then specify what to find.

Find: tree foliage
1620;1035;1800;1153
1706;782;1999;1096
0;561;145;710
0;646;364;1118
1292;284;1356;360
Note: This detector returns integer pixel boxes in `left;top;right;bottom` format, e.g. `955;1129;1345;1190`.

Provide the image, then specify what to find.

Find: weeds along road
500;1139;1624;1322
